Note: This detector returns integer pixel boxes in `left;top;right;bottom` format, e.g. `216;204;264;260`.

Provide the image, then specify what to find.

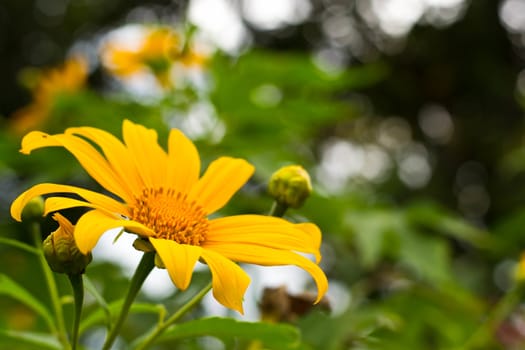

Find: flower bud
43;214;92;275
20;196;45;222
268;165;312;209
133;237;155;253
154;253;165;269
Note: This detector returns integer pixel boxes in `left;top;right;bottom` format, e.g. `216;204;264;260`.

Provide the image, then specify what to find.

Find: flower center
131;188;208;245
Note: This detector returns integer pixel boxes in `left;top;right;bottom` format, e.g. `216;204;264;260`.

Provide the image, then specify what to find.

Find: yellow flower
10;56;88;135
102;27;206;88
10;120;327;313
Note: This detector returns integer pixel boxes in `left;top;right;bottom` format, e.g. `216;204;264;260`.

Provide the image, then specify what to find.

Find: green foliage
156;317;300;349
0;330;61;350
0;274;54;331
2;2;525;349
208;51;386;172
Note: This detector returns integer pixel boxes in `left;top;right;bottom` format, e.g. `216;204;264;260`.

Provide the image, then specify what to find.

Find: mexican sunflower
11;120;327;313
10;56;88;135
102;26;206;88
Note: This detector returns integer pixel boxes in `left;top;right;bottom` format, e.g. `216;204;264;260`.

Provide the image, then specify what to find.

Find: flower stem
269;201;288;218
68;274;84;350
102;251;155;350
30;222;71;350
133;281;212;350
0;237;39;254
462;283;525;349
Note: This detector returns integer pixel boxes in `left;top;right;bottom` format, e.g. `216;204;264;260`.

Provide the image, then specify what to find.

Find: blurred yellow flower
11;120;327;313
9;56;88;135
101;26;206;88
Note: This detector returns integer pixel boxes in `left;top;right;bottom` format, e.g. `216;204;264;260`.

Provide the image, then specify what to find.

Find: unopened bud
133;238;155;252
43;214;92;275
21;196;45;222
154;253;165;269
268;165;312;209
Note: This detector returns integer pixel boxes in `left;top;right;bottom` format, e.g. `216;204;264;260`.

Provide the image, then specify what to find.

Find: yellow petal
66;126;143;197
44;197;130;218
203;243;328;304
74;210;155;254
11;183;127;222
200;249;251;314
20;131;131;202
150;238;202;290
166;129;200;192
188;157;254;214
295;223;322;257
20;131;62;152
207;215;321;262
122;120;168;188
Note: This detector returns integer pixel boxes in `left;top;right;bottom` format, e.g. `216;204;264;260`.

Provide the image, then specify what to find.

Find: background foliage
2;0;525;349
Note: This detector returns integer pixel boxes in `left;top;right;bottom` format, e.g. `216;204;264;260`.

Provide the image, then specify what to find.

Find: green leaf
0;330;61;350
0;274;55;331
83;275;111;325
79;300;165;335
346;209;404;268
0;237;38;255
405;202;502;254
397;229;452;284
157;317;300;349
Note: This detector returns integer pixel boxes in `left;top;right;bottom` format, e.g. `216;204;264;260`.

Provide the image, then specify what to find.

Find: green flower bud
268;165;312;209
43;214;92;275
133;237;155;253
20;196;45;222
154;253;165;269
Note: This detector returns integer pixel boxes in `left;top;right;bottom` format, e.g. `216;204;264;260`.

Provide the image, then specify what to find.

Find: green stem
68;274;84;350
84;275;111;327
133;281;213;350
31;223;71;350
462;283;524;349
102;252;155;350
269;201;288;218
0;237;39;254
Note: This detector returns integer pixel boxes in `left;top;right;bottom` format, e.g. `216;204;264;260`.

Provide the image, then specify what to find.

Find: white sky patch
324;280;351;316
101;24;147;52
371;0;426;36
188;0;249;53
361;144;393;182
316;139;365;192
316;139;393;191
424;0;464;6
242;0;312;30
500;0;525;33
377;117;412;151
396;143;432;188
362;0;467;37
163;100;226;143
116;72;165;100
418;104;454;144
